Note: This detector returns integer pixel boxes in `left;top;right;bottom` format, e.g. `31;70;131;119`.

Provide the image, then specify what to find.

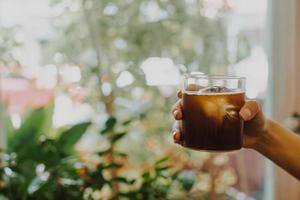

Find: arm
254;119;300;180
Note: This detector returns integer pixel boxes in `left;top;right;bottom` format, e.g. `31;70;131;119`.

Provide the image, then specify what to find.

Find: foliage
1;108;90;199
0;108;197;199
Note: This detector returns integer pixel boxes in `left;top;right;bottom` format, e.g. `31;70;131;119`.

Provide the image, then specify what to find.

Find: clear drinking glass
182;74;246;151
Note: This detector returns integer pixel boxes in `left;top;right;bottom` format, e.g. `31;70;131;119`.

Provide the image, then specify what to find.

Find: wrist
252;119;279;153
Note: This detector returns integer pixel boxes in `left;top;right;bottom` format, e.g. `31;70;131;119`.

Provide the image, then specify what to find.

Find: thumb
239;100;260;121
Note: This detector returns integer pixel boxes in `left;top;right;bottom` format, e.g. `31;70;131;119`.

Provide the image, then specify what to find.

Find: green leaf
155;166;170;172
122;119;132;126
98;163;122;170
56;122;91;155
114;152;128;158
155;157;168;166
111;132;126;143
14;109;45;137
112;176;135;185
142;171;150;180
178;171;196;192
118;192;139;199
41;102;55;137
8;109;46;153
171;171;180;180
88;171;105;190
101;117;117;134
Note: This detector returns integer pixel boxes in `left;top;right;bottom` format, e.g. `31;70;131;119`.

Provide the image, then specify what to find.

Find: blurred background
0;0;299;199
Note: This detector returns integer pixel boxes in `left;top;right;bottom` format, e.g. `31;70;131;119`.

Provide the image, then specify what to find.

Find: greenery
0;108;198;199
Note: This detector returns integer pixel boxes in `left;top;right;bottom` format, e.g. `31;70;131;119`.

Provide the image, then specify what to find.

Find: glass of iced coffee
182;74;246;151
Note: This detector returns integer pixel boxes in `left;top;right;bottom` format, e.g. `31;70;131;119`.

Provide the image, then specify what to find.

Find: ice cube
200;86;232;93
186;84;203;91
224;106;240;121
201;98;228;124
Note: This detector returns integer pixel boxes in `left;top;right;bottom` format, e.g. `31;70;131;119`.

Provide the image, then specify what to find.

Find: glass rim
184;73;246;80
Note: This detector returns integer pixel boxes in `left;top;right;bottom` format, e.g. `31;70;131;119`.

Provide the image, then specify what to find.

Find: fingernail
240;108;252;120
173;131;180;143
173;110;179;118
174;110;182;120
177;90;182;98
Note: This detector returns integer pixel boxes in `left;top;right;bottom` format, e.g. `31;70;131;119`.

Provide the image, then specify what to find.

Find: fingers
173;89;183;120
172;121;183;144
177;90;182;98
172;100;183;120
172;130;182;144
172;89;184;145
239;100;261;121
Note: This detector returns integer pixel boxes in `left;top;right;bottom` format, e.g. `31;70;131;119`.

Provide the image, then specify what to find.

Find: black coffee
182;87;245;151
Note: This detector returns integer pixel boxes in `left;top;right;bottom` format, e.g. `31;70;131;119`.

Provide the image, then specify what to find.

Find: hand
172;90;269;149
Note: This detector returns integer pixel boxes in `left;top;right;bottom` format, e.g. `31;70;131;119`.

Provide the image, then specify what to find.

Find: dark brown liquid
182;92;245;151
